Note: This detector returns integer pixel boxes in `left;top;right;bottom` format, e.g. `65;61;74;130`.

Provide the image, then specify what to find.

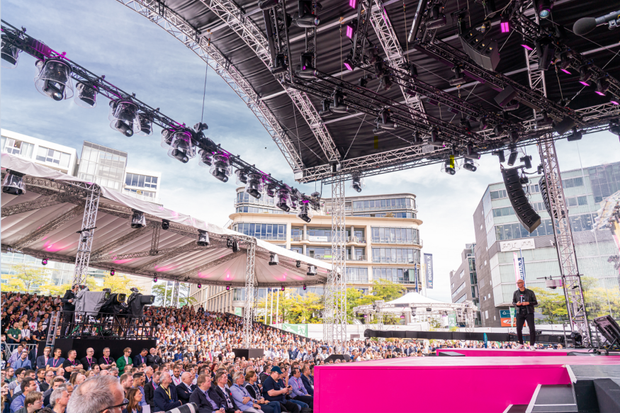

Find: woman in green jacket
116;347;133;374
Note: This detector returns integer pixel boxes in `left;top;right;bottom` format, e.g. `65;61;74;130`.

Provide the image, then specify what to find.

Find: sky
2;0;620;302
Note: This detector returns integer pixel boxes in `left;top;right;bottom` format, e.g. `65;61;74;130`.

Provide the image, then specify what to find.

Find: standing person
60;286;78;335
99;348;117;371
36;348;51;370
513;279;538;349
62;350;83;381
117;348;132;375
80;348;98;372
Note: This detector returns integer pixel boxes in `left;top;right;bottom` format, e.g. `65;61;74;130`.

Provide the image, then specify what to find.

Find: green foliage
2;264;50;293
151;282;196;307
530;287;568;324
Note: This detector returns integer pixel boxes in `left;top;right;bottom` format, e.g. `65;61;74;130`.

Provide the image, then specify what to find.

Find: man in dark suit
133;348;149;368
211;371;241;413
177;372;197;405
145;371;161;409
36;346;51;370
146;347;162;367
154;372;181;412
61;285;78;334
190;374;224;413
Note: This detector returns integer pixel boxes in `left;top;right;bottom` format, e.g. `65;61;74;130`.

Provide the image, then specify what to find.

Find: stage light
412;131;424;145
521;42;534;51
259;0;279;9
162;219;170;230
307;265;317;276
332;90;348;114
579;66;592;87
197;230;210;247
536;37;555;71
109;100;138;137
110;269;115;276
198;149;213;168
226;285;230;291
444;155;456;175
75;82;98;108
449;66;465;87
236;169;249;185
271;53;288;74
567;127;582;141
276;188;291;212
269;253;279;266
34;59;73;101
346;23;356;39
246;173;264;199
380;73;393;91
537;0;553;19
507;148;518;166
135;112;153;136
2;170;26;195
42;258;48;266
297;52;317;79
210;153;232;182
596;78;609;96
349;0;356;8
500;16;510;33
227;238;239;252
375;109;397;131
294;0;320;28
430;128;442;145
1;40;20;68
611;100;620;106
265;182;278;198
131;210;147;229
298;202;312;223
503;100;520;111
556;51;572;74
198;283;202;289
164;130;195;163
319;99;333;118
351;173;363;193
492;150;505;163
281;285;285;291
303;284;307;291
464;144;480;160
610;119;620;136
520;155;533;169
343;56;354;71
296;260;301;268
153;276;158;283
463;158;477;172
359;76;369;88
289;188;301;209
428;4;446;29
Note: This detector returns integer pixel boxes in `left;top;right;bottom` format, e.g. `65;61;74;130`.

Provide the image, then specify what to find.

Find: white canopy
386;292;448;305
1;153;330;287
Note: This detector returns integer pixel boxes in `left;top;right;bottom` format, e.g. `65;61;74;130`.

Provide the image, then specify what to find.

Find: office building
1;129;77;174
190;189;424;313
449;244;481;325
471;162;620;327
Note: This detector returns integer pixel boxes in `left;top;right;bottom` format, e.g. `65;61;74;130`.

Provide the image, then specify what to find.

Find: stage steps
503;404;528;413
568;363;620;412
525;384;578;413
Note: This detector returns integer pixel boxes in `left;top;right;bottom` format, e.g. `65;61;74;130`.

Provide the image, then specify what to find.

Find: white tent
1;153;330;287
386;292;448;306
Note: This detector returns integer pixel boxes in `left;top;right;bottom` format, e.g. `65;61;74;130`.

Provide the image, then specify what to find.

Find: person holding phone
512;279;538;349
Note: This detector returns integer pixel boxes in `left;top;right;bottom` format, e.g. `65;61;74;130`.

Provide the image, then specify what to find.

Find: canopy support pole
243;239;257;347
72;185;101;286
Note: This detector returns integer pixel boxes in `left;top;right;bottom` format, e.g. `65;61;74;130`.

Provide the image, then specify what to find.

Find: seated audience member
36;348;51;370
10;377;36;413
229;372;262;413
144;371;160;409
66;376;125;413
133;349;148;369
300;366;313;397
45;349;64;374
132;373;147;409
123;388;143;413
117;348;132;375
211;371;241;413
12;351;32;370
39;384;70;413
42;378;65;407
120;374;134;399
243;371;280;413
189;374;225;413
176;372;196;405
289;368;312;409
262;367;299;413
14;391;43;413
153;372;181;412
39;371;54;393
80;348;98;371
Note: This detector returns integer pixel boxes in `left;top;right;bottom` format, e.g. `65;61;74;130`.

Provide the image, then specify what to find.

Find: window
2;138;34;158
346;267;369;283
373;268;418;284
36;147;71;168
372;248;420;264
233;223;286;240
124;188;155;198
371;227;419;244
494;213;596;241
562;177;584;188
566;196;588;208
451;282;466;299
125;173;158;189
492;207;515;217
490;189;507;199
455;295;467;303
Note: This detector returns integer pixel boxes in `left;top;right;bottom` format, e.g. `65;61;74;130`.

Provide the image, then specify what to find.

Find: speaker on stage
502;167;541;233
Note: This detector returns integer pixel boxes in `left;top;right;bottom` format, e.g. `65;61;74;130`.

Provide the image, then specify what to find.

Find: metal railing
47;311;158;341
3;343;39;362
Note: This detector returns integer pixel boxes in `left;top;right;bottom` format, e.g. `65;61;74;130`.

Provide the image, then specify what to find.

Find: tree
2;264;50;293
151;281;195;308
530;287;568;324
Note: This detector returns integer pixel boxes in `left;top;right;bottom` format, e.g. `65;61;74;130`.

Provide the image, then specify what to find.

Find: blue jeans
289;399;309;410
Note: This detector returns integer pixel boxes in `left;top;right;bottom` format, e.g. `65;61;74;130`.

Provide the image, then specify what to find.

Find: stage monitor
593;315;620;348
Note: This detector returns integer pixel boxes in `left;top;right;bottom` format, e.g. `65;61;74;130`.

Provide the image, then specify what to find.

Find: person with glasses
65;376;126;413
153;372;181;412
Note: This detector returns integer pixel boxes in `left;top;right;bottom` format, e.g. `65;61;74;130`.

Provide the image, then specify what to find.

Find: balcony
348;236;366;244
347;254;367;262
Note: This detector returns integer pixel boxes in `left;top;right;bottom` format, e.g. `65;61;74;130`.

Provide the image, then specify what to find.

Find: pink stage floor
435;348;582;357
314;354;620;413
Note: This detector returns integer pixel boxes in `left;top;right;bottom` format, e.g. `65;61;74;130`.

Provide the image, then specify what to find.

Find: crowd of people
1;291;561;413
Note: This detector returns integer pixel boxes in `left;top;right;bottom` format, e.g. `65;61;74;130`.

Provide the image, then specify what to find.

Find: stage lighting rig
444;155;456;175
319;98;333;118
210;153;232;182
246;173;264;199
351;173;363;193
1;36;20;68
2;170;26;195
373;109;397;135
276;187;291;212
507;147;518;166
135;112;153;136
131;210;147;229
534;0;553;19
269;253;279;265
297;52;317;79
34;58;73;101
307;265;317;276
464;144;480;160
567;127;583;142
428;3;447;29
520;155;533;169
109;99;138;137
162;128;196;164
332;89;348;114
448;66;466;87
198;148;213;168
75;82;97;108
596;78;610;97
197;230;210;247
161;220;170;230
492;150;505;163
294;0;320;28
236;169;249;185
463;158;477;172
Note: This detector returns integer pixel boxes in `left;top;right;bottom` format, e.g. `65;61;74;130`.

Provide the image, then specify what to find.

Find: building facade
1;130;160;294
190;189;425;313
472;162;620;327
449;244;481;325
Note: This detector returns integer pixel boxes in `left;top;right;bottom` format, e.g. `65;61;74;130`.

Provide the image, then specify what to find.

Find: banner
234;307;243;316
282;324;308;337
500;309;516;327
513;253;526;282
424;253;434;289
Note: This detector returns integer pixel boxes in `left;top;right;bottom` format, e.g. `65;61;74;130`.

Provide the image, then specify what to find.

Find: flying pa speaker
494;85;518;108
502;168;541;233
460;29;500;71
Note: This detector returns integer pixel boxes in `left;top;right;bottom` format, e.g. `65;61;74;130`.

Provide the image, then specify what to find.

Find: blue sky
3;0;620;301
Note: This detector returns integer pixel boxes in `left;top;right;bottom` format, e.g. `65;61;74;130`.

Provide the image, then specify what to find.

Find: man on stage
513;279;538;348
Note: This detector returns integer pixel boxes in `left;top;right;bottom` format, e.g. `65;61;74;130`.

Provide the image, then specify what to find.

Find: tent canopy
386;292;447;306
1;153;330;288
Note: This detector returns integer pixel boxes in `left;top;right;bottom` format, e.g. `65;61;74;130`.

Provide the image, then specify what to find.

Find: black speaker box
502;168;541;233
494;85;518;107
460;30;500;71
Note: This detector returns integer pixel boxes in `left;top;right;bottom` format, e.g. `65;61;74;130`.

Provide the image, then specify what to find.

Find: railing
47;311;158;341
371;237;422;245
3;343;39;361
347;254;367;262
291;234;303;241
348;236;366;244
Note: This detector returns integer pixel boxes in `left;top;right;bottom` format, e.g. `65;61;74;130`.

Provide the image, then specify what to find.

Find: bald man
177;371;196;405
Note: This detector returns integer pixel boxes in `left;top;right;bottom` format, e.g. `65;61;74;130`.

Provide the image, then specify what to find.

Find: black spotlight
246;173;263;199
198;149;213;168
296;260;301;268
197;230;210;247
444;156;456;175
42;258;48;266
307;265;317;276
567;127;582;141
2;170;26;195
162;220;170;230
110;269;115;276
276;188;291;212
109;100;138;137
507;148;519;166
463;158;477;172
227;238;239;252
269;253;279;266
298;203;312;223
34;59;73;101
210;153;231;182
135;112;153;136
449;66;466;87
332;90;348;114
167;131;195;163
297;52;317;79
131;210;147;229
520;155;533;169
351;173;363;193
492;150;505;163
1;40;20;67
75;82;98;108
294;0;320;28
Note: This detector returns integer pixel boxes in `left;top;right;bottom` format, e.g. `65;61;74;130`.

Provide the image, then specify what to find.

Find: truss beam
1;194;81;218
243;240;257;347
11;205;84;250
73;186;101;286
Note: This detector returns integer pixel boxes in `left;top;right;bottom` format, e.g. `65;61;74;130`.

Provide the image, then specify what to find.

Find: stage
314;350;620;413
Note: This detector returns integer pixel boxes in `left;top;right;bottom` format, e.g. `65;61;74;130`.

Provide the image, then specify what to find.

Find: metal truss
369;0;426;118
11;205;84;250
171;281;181;308
324;174;347;346
114;0;304;171
194;0;340;162
150;224;161;254
539;135;590;345
73;185;101;286
243;239;257;347
1;193;81;218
